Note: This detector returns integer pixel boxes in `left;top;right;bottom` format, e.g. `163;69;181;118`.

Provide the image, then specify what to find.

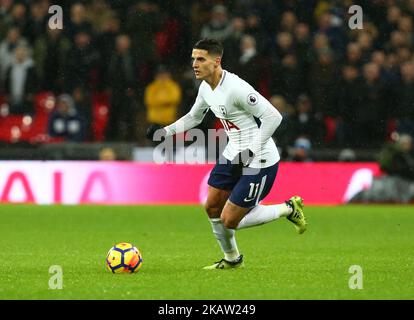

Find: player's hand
146;124;166;141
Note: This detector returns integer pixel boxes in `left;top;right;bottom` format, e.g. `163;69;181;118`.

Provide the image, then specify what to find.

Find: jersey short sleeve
231;80;270;118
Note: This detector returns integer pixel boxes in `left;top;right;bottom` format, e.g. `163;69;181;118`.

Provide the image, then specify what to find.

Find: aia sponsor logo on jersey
220;119;240;131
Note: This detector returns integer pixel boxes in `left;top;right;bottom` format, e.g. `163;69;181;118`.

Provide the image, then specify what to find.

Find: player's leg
204;186;241;265
220;200;251;229
225;162;307;233
203;155;245;270
200;199;250;270
203;186;244;269
236;197;306;233
204;185;231;219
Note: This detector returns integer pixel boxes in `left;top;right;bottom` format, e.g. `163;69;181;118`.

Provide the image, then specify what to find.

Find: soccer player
147;39;307;269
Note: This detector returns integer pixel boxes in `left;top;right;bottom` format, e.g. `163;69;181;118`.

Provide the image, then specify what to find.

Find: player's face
191;49;219;80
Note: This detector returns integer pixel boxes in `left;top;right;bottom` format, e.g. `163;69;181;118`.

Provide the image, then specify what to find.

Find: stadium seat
324;116;337;143
92;92;110;141
0;92;59;143
34;91;56;115
0;115;24;143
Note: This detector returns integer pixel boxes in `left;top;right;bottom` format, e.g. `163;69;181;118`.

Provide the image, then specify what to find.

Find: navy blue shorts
207;158;279;208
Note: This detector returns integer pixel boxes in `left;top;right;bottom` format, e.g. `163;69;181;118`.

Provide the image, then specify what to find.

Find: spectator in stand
8;2;28;36
345;42;363;69
144;66;182;128
86;0;116;35
356;63;388;148
99;147;117;161
223;16;246;70
386;30;411;52
233;35;262;90
336;65;364;148
48;94;86;142
316;10;347;58
0;0;13;39
200;5;233;43
244;11;267;54
280;11;297;33
379;134;414;181
155;10;182;66
378;5;401;45
270;95;295;149
0;26;28;82
291;94;325;146
274;31;295;61
371;50;396;85
105;34;140;141
307;47;338;117
289;137;313;162
394;62;414;138
406;0;414;18
398;15;414;46
356;31;376;64
4;44;36;114
383;52;400;85
65;2;93;41
72;86;92;140
270;53;304;106
33;28;71;92
125;1;160;70
396;46;412;64
26;1;48;45
306;32;330;66
94;16;121;90
294;22;311;68
64;30;99;92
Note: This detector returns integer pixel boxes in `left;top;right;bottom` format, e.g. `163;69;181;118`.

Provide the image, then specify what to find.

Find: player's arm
164;94;209;136
146;91;209;140
233;84;282;164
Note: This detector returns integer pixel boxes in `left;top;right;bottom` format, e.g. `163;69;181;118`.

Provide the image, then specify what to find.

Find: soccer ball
106;242;143;273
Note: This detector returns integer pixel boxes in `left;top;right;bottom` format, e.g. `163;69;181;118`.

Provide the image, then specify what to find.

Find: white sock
236;203;293;230
209;218;240;261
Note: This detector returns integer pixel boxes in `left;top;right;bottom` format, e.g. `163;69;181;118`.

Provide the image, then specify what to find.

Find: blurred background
0;0;413;165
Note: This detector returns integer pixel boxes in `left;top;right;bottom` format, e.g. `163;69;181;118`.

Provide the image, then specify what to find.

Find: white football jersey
190;70;280;168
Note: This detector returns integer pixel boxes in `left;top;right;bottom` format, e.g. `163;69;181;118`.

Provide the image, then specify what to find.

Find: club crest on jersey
247;93;258;106
219;105;227;116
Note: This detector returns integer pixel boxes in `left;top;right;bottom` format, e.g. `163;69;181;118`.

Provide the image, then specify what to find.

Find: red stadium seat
34;91;56;115
324;116;337;143
0;115;24;143
92;92;110;141
0;91;56;143
27;112;50;143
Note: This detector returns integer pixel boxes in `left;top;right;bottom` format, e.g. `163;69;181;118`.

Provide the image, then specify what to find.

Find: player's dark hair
193;38;224;57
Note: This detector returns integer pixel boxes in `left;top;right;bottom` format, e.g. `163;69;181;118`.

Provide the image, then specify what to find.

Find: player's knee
204;203;221;218
221;215;238;229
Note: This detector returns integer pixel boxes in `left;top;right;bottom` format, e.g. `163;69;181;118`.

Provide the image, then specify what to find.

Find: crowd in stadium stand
1;0;414;157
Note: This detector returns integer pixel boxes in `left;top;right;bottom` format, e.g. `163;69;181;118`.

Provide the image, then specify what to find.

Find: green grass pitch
0;204;413;299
